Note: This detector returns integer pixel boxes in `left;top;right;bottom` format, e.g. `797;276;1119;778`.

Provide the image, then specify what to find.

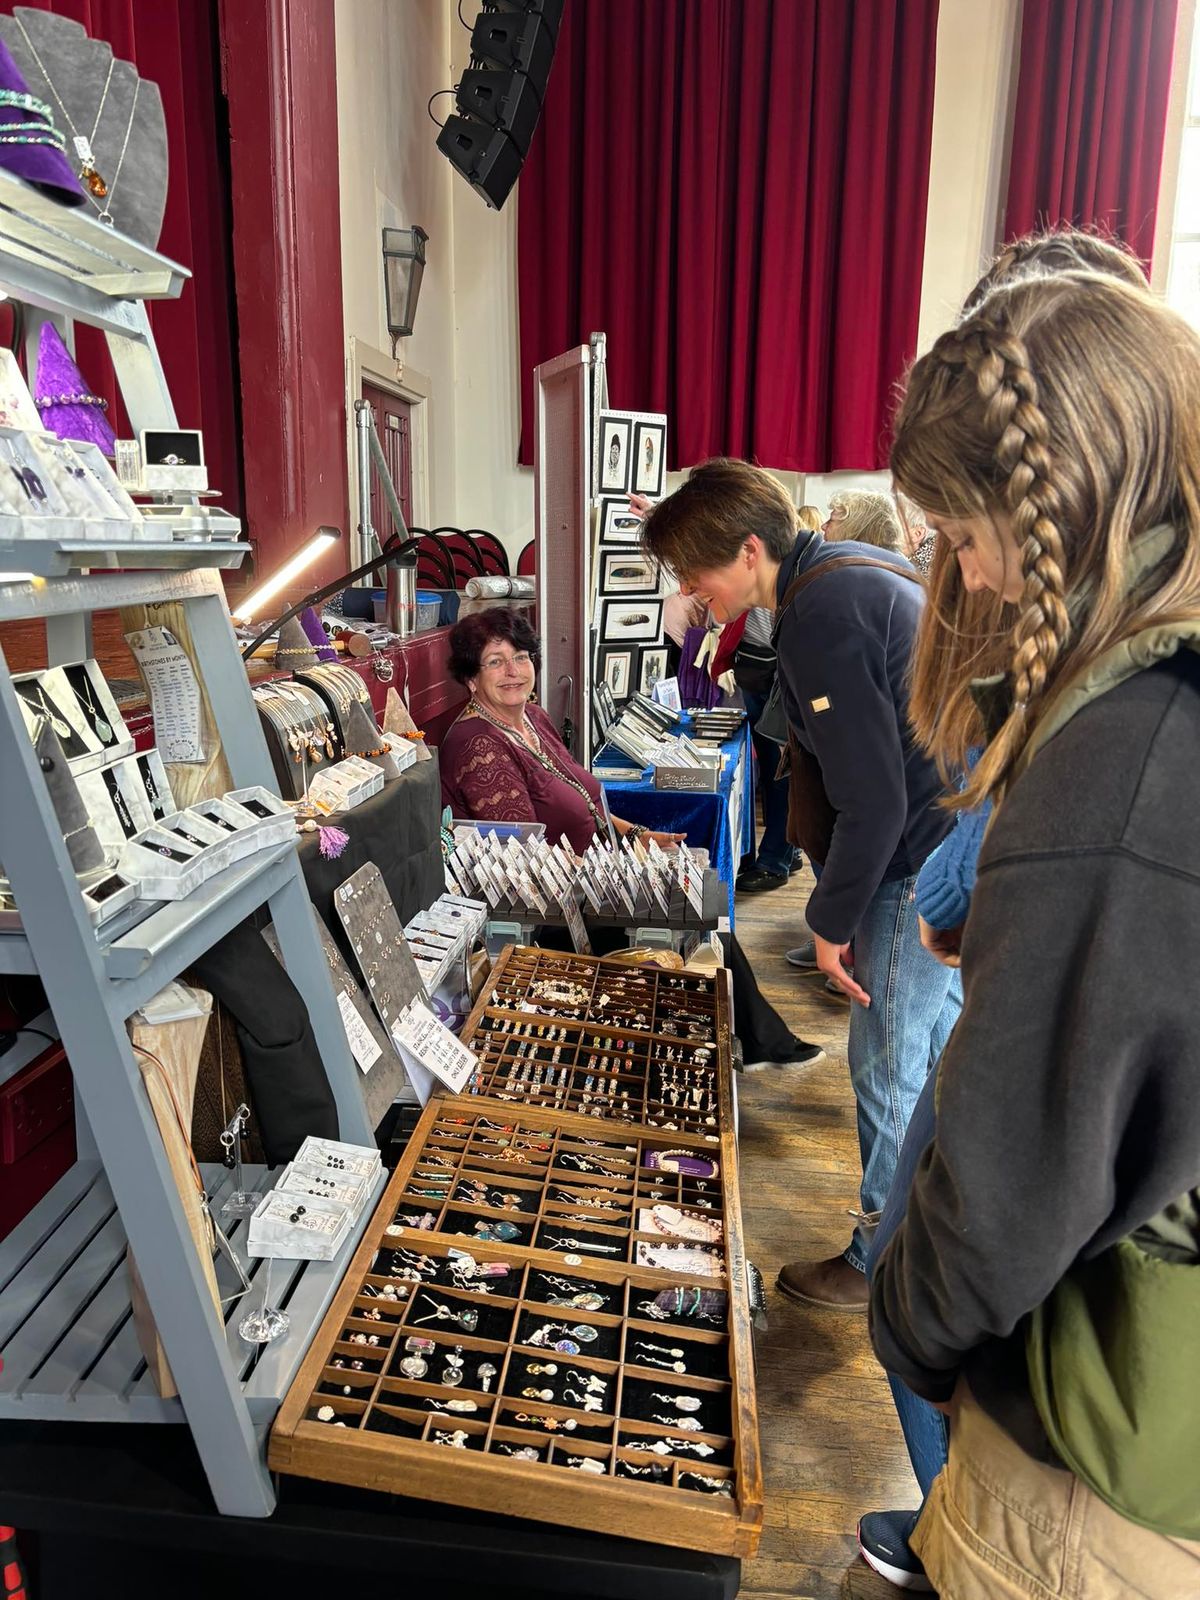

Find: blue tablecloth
596;718;754;924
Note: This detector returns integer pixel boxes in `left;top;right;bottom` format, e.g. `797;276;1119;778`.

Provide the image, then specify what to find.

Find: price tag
336;990;382;1074
390;998;479;1103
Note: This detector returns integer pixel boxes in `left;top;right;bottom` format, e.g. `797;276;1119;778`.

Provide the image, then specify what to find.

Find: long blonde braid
951;322;1071;802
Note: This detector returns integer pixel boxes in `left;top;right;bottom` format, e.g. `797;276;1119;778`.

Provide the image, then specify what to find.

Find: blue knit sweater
914;750;991;931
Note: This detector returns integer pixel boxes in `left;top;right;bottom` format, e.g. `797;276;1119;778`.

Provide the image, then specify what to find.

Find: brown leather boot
776;1254;869;1310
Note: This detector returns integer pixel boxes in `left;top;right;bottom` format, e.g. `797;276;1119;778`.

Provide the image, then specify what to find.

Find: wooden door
361;382;413;543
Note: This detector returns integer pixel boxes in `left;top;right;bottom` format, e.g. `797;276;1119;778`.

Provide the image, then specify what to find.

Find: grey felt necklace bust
0;6;167;247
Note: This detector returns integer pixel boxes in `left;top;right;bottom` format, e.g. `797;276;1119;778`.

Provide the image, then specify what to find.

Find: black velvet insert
619;1375;731;1439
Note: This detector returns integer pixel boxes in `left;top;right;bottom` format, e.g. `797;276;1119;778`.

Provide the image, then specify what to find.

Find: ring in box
156;808;242;877
224;786;296;847
190;797;266;862
120;826;207;901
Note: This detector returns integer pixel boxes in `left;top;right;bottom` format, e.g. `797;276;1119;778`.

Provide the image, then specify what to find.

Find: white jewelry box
120;826;208;901
189;796;265;863
0;424;82;542
224;785;296;848
12;661;135;774
75;756;158;852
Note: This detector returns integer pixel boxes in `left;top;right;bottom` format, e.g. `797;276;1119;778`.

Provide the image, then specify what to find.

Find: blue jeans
742;689;797;878
868;1065;949;1496
844;875;960;1272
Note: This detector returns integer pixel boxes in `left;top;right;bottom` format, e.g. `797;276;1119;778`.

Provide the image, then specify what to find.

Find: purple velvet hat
35;323;116;454
0;38;84;205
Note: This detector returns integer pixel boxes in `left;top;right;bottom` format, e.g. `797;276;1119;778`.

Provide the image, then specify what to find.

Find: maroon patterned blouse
440;702;604;853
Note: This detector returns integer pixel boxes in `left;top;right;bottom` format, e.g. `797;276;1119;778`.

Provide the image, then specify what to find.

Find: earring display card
262;909;417;1125
334;862;430;1037
270;1096;761;1556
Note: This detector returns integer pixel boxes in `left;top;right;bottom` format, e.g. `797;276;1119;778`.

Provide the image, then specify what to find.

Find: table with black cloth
0;1418;740;1600
190;756;445;1160
595;718;754;925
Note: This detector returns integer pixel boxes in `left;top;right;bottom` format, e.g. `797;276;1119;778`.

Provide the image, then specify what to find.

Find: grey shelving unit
0;176;377;1516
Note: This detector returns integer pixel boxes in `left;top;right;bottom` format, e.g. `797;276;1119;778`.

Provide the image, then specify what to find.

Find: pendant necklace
71;667;113;743
13;16;114;196
19;683;72;742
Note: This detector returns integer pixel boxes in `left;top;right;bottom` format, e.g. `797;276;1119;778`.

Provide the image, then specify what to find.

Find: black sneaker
857;1509;932;1591
736;867;788;893
742;1036;825;1072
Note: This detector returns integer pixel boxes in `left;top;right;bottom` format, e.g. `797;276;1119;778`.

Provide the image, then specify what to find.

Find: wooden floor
734;864;916;1600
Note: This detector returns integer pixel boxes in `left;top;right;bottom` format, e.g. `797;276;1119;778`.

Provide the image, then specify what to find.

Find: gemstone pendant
570;1325;599;1343
553;1339;580;1354
672;1396;702;1412
94;716;112;743
81;164;108;199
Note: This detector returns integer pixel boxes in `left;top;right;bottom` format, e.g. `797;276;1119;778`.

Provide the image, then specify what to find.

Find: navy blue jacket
773;531;950;943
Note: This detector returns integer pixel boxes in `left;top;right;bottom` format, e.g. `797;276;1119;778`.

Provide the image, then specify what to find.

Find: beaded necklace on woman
465;696;602;829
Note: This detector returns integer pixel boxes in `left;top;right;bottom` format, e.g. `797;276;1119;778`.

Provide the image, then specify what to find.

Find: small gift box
120;826;208;901
223;785;296;848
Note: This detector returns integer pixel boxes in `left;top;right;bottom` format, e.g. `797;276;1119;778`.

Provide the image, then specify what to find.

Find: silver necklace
467;697;540;753
12;16;114;192
89;78;138;227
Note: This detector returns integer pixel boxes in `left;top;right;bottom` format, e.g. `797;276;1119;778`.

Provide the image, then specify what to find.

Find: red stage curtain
517;0;940;474
1003;0;1180;267
1;0;243;513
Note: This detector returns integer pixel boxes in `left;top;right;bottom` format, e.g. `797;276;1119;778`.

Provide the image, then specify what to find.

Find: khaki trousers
912;1388;1200;1599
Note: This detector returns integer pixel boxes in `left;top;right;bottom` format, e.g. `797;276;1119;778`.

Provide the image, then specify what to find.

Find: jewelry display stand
0;178;377;1518
271;947;762;1556
333;862;433;1031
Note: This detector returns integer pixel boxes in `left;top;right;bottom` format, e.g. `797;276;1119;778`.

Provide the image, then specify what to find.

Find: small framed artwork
598;680;618;723
599;598;664;644
632;420;666;497
599;547;658;596
599;647;633;700
638;646;669;697
598;496;646;543
599;414;632;492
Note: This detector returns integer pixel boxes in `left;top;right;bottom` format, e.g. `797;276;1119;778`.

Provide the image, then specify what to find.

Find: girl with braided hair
868;271;1200;1595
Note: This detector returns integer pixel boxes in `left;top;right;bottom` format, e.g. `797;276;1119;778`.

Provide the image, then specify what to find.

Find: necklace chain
12;15;139;223
466;698;600;827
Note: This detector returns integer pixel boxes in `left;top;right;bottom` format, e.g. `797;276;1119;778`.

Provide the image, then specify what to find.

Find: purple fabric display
34;323;116;454
0;40;85;204
300;606;338;662
677;625;721;710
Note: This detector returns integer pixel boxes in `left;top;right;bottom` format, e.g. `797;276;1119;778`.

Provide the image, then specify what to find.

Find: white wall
335;0;1019;540
334;0;459;531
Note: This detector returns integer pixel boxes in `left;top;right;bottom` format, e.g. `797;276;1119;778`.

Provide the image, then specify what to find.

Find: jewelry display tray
270;1094;762;1555
461;945;731;1138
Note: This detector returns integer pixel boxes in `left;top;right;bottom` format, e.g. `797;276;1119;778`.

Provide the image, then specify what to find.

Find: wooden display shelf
461;945;732;1138
270;1093;761;1556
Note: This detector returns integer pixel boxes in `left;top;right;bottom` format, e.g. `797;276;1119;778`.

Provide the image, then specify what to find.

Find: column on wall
219;0;350;601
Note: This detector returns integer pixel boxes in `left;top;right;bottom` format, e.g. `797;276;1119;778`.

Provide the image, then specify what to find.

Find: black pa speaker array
437;0;565;210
